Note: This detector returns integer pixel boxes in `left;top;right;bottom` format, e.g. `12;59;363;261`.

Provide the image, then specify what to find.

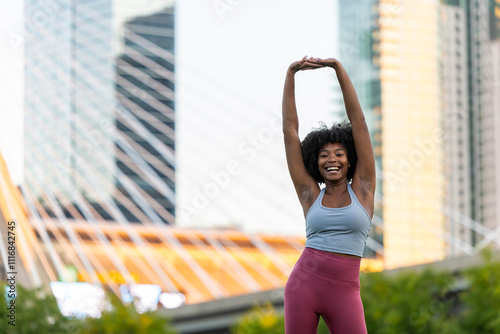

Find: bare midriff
327;251;361;259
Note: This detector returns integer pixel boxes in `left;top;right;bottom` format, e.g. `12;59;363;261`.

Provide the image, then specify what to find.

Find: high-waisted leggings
284;247;367;334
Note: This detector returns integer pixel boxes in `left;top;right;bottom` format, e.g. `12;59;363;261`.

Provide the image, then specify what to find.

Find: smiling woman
301;122;357;184
281;56;376;334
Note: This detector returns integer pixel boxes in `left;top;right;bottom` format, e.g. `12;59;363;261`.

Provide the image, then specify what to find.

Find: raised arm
282;57;323;216
311;58;376;215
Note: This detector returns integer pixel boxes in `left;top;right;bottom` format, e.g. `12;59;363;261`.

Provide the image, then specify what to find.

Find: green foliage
0;282;177;334
458;248;500;334
231;302;284;334
317;316;329;333
230;303;334;334
0;282;82;334
360;267;456;334
79;293;178;334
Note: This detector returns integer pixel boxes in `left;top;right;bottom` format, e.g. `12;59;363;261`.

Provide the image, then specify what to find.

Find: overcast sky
0;1;24;184
175;0;339;234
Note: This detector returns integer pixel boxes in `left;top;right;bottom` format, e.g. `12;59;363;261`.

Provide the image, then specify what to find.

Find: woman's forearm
282;68;299;134
333;62;365;123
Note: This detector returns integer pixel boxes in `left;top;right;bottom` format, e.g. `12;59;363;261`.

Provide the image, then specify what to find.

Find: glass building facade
338;0;383;260
24;0;176;224
115;7;176;223
24;0;116;208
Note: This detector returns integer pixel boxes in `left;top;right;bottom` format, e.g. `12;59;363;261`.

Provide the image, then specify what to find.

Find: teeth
327;167;339;171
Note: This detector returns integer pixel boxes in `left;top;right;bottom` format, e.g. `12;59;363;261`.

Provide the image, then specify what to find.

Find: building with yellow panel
379;0;446;269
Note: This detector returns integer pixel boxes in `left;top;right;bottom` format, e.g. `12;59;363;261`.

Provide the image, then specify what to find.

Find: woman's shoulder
299;184;322;217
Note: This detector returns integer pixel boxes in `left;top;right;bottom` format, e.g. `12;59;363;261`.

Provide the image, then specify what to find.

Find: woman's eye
336;154;343;157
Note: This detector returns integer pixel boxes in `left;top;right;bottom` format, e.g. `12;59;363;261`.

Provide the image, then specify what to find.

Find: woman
282;56;375;334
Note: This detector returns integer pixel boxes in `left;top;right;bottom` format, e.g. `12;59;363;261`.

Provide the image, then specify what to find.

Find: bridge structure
0;151;384;305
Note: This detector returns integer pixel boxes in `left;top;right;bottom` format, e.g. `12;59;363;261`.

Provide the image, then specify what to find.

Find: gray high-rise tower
338;0;383;260
439;2;472;257
24;0;116;208
115;7;176;223
443;0;500;249
24;0;176;224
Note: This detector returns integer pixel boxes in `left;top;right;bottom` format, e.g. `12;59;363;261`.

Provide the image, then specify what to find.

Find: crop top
305;183;372;257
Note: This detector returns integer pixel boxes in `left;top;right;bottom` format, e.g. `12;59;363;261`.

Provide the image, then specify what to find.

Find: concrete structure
440;0;500;253
439;4;472;257
468;0;494;234
483;38;500;248
478;0;500;235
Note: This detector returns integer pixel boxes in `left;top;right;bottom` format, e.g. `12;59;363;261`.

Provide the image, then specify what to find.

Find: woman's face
318;142;350;183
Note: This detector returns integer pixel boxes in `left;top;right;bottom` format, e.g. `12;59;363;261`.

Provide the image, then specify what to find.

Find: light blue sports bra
305;183;372;257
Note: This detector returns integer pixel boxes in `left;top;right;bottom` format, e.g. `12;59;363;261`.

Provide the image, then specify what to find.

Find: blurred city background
0;0;499;333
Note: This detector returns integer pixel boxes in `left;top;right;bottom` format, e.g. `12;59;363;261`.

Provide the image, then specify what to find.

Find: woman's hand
306;57;342;70
288;56;325;74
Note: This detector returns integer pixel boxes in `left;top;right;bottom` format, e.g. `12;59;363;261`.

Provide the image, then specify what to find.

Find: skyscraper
442;0;500;251
24;0;116;207
468;0;496;234
115;7;176;224
378;0;445;268
439;3;472;257
24;0;176;224
338;0;500;267
471;0;500;235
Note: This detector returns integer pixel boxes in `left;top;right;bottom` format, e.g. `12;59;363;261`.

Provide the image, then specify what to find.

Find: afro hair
301;121;357;184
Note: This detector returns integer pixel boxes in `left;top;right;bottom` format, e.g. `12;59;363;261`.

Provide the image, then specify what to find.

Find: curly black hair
301;121;357;184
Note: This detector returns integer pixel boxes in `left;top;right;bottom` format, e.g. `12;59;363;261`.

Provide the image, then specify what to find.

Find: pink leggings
284;247;367;334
